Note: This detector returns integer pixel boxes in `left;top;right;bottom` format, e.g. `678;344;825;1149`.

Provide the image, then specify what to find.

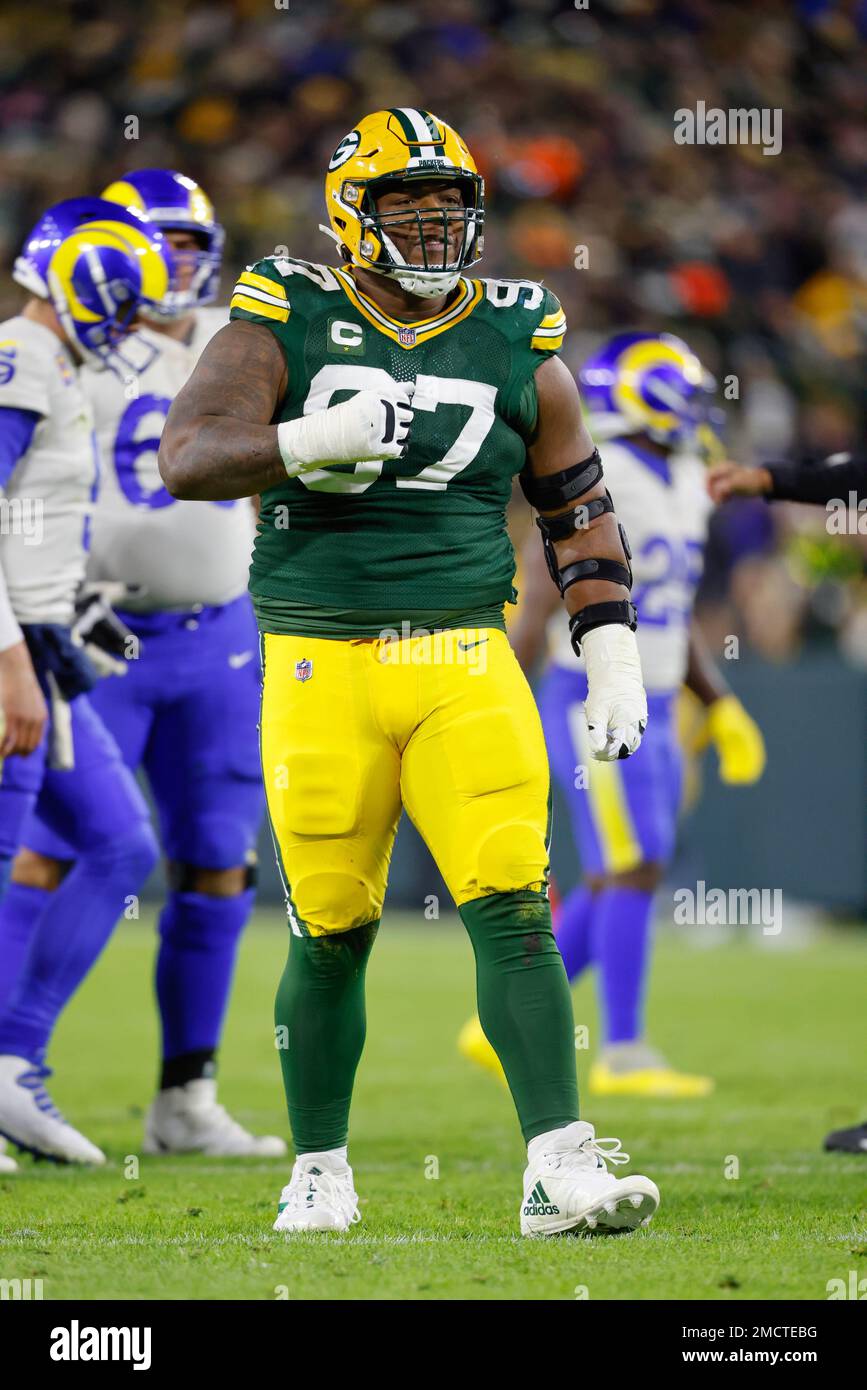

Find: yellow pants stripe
568;701;642;874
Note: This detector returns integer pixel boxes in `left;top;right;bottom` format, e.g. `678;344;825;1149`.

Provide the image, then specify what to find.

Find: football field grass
1;910;865;1301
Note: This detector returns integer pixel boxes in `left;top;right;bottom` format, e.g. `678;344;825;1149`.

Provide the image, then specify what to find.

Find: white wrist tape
277;389;412;478
582;623;648;760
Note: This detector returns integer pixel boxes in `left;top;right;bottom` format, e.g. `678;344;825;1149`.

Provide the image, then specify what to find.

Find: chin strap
393;268;462;298
324;216;468;298
378;230;462;297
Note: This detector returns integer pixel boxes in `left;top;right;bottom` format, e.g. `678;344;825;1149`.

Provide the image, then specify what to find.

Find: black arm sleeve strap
557;557;633;593
536;491;615;540
536;499;634;597
569;600;638;653
519;449;603;511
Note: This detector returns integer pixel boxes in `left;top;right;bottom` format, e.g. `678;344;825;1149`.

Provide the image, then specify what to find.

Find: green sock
460;890;579;1143
274;920;378;1153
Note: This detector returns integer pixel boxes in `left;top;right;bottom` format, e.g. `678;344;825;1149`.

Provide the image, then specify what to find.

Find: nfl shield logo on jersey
398;326;416;347
294;658;313;683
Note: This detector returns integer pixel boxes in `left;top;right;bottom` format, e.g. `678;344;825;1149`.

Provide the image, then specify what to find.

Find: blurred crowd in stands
0;0;864;663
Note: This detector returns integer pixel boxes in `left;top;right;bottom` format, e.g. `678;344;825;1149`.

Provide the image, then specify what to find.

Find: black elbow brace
521;448;637;648
519;448;603;511
536;495;633;597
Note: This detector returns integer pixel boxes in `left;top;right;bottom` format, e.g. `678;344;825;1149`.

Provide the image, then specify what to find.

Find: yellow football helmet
324;108;485;298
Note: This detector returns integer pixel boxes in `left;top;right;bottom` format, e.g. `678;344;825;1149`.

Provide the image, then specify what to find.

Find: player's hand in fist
697;693;766;784
583;624;648;761
278;383;414;476
707;462;773;504
72;583;141;678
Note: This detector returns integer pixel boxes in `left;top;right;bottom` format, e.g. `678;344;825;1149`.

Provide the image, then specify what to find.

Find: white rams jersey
548;439;713;693
0;315;97;627
83;307;255;612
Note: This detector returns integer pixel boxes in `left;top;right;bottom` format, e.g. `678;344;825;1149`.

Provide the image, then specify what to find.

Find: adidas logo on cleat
523;1181;560;1217
278;1166;323;1214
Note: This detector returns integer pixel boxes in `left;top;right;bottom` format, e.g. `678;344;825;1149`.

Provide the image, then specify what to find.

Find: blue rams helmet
578;332;720;451
13;197;171;377
101;169;224;319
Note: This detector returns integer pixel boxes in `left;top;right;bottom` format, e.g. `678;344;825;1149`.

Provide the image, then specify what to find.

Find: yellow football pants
260;628;551;935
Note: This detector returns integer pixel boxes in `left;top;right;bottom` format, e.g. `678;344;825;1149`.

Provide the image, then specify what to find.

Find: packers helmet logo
323;109;485;288
329;131;361;171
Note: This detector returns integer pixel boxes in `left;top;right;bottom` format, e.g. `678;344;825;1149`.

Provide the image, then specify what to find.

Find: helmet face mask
18;199;172;378
367;175;480;269
325;109;485;298
579;333;720;454
55;287;160;377
100;170;224;320
49;242;167;377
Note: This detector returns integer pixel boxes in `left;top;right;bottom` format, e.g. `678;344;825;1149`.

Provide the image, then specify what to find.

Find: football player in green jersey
159;108;659;1237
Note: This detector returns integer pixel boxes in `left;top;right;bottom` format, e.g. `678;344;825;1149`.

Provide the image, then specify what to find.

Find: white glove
277;385;414;477
582;624;648;761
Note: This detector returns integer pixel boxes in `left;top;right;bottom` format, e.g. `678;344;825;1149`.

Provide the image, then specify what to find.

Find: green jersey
229;257;566;637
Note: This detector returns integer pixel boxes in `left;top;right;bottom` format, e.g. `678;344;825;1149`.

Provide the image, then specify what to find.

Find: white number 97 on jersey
295;364;496;496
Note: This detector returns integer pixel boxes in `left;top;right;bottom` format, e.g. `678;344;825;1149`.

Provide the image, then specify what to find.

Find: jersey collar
333;269;482;349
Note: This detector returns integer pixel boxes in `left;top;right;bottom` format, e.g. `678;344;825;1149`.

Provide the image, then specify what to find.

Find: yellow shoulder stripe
237;270;287;299
532;305;567;349
229;292;289;323
531;331;565;351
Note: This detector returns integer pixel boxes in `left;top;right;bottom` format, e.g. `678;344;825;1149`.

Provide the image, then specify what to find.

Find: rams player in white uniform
461;333;766;1098
1;171;284;1159
0;199;172;1169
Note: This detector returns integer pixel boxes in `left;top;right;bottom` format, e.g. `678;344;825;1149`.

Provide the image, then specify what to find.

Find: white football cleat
520;1120;659;1237
143;1078;287;1157
273;1155;361;1234
0;1136;18;1173
0;1055;105;1165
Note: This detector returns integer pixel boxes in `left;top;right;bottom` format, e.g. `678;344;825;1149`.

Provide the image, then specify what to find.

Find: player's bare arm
158;320;288;500
686;623;766;784
523;355;647;760
0;640;48;756
160;317;413;502
707;460;773;503
685;621;728;707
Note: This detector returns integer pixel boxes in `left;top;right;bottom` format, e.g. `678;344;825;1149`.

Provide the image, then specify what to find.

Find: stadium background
1;0;864;914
